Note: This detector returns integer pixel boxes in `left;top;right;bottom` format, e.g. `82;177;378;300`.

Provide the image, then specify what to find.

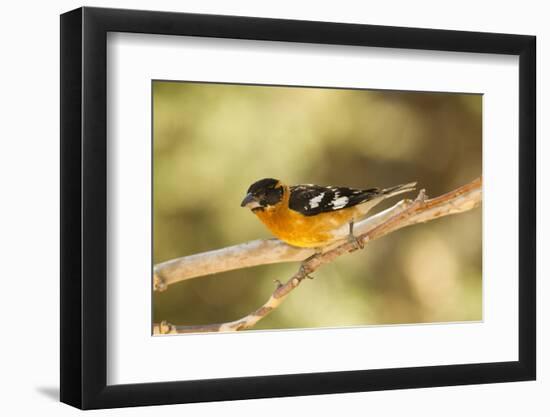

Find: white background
0;0;546;416
108;34;519;384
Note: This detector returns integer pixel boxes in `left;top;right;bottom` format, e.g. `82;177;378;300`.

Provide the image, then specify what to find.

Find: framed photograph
60;6;536;409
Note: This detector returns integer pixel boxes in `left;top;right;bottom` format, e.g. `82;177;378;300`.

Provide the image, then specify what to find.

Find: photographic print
152;81;482;335
61;8;535;407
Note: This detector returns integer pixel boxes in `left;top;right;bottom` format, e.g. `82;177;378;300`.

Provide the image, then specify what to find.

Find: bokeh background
153;81;482;331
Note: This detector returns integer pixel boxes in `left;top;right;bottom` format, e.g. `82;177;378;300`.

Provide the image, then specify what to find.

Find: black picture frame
60;6;536;410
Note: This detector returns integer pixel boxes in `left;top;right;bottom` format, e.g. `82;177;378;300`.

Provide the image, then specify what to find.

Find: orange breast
254;201;357;248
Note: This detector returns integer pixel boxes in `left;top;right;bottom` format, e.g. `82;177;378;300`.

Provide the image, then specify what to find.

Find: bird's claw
347;234;364;251
347;220;364;251
299;264;315;280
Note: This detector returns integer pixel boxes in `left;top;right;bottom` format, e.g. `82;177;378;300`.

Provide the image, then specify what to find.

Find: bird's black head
241;178;284;211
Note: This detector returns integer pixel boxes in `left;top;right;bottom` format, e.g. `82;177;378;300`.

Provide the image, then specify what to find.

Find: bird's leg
299;248;322;279
347;220;364;250
299;264;315;280
299;264;315;279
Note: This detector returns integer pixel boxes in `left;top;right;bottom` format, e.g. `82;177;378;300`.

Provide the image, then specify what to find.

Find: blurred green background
153;81;482;331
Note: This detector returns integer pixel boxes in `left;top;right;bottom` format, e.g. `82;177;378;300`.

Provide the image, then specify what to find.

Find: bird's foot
347;234;364;251
299;263;315;280
347;221;364;251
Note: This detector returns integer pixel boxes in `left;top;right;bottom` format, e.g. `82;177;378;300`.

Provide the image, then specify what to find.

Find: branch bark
153;177;481;335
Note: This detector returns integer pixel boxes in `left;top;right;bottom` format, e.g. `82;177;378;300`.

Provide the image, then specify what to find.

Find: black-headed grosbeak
241;178;416;248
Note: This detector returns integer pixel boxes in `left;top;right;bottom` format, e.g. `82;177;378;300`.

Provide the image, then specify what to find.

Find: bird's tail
381;182;417;199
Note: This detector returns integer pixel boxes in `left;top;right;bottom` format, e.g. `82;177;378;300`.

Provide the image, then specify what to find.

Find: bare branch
154;198;412;290
154;177;482;334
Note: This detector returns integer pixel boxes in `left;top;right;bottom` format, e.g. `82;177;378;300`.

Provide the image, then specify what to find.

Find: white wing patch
289;184;382;216
308;192;325;208
331;196;349;209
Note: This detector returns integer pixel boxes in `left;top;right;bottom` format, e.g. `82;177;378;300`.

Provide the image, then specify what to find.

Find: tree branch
153;177;482;334
154;192;426;290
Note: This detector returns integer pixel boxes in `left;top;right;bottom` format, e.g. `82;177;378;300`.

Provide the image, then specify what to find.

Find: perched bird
241;178;417;249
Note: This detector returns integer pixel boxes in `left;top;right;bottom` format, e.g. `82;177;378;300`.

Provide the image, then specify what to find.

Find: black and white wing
288;184;381;216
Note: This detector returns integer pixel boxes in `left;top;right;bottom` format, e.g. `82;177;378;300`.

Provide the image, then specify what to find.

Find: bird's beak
241;193;260;209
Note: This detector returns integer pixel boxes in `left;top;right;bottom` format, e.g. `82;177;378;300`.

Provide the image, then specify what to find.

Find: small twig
153;177;482;334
